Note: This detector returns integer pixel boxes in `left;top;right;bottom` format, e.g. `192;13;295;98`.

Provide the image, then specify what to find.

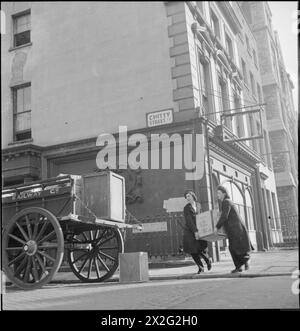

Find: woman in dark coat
183;190;212;273
216;185;253;273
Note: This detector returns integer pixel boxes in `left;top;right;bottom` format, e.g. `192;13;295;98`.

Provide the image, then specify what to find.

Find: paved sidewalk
49;248;298;284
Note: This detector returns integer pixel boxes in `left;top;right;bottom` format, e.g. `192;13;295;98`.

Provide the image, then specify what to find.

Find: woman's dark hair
184;190;197;202
217;185;230;199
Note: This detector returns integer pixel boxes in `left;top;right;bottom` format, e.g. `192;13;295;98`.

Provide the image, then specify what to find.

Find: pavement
3;247;298;289
45;247;299;285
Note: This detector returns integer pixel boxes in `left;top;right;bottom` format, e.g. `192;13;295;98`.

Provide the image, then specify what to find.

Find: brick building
239;2;298;237
1;2;286;259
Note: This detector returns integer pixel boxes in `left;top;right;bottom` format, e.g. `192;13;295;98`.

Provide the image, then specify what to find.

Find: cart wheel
67;226;124;282
2;207;64;290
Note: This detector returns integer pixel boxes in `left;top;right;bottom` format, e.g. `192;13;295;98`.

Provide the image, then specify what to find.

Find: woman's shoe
197;267;204;274
207;259;212;271
231;267;242;274
244;261;249;270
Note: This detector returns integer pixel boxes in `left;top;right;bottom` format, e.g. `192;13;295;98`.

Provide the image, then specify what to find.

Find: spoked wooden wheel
67;226;124;282
2;207;64;290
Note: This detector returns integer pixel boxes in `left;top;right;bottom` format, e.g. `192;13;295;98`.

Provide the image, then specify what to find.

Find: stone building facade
239;2;298;223
2;2;286;259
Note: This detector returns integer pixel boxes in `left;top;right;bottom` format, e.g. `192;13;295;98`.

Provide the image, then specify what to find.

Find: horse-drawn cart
2;171;141;290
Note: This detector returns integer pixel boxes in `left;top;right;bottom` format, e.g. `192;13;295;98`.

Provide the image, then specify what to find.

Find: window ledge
9;42;32;52
8;138;33;146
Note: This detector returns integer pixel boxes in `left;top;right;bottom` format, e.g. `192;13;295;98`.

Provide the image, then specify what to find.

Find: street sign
146;109;173;127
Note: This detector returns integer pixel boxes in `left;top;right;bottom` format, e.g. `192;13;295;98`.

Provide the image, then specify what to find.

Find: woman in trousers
183;190;212;274
216;185;253;273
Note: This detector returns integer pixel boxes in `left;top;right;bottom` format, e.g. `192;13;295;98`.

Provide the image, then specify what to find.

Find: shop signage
146;109;173;127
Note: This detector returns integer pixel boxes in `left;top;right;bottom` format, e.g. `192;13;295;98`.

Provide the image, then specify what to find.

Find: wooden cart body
2;172;140;290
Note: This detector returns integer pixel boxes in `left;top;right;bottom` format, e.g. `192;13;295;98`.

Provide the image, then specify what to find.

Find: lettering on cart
100;315;135;328
11;187;60;201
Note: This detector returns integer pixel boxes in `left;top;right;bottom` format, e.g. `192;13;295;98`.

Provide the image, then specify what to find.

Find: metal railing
277;215;298;245
124;213;185;258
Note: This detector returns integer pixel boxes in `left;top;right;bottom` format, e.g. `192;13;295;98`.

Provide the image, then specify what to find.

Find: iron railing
124;213;185;258
276;215;298;245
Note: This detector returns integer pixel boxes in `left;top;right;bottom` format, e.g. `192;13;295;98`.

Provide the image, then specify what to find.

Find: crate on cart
2;171;141;290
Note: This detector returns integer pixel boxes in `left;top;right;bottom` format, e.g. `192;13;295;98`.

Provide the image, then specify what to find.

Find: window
254;120;261;153
258;125;266;163
241;59;248;85
199;58;215;119
199;60;208;114
12;84;32;141
218;78;231;130
210;10;220;39
225;33;234;60
13;11;31;47
264;129;272;167
234;94;245;137
248;114;257;151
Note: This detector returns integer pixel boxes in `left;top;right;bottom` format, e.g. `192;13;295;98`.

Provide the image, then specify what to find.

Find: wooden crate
119;252;149;283
79;171;125;222
196;209;226;242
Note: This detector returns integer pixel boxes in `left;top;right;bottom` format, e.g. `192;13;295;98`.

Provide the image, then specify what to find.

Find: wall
2;2;175;147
